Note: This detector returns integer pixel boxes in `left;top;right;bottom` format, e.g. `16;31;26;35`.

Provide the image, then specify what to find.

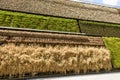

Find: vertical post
77;19;82;33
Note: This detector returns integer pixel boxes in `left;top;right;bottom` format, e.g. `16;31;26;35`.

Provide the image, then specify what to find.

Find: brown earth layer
0;30;104;46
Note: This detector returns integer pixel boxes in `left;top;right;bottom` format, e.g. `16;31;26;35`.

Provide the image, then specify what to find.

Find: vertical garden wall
103;37;120;69
0;0;120;79
0;10;120;37
0;10;120;70
79;20;120;37
0;10;79;32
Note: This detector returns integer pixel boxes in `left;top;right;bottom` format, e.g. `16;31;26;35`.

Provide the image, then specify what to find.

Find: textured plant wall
103;37;120;69
0;10;79;32
79;20;120;37
0;10;120;37
0;29;104;46
0;44;112;77
118;9;120;14
0;0;119;24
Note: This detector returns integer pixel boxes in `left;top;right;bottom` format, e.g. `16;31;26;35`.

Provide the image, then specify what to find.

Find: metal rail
0;26;86;35
0;26;103;37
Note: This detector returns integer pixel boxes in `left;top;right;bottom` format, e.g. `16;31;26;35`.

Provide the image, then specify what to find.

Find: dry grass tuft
117;9;120;14
0;44;112;77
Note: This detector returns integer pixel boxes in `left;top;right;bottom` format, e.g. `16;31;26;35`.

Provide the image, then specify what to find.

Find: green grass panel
80;20;120;37
113;60;120;69
80;23;105;36
103;37;120;68
47;18;78;32
103;26;120;37
0;10;79;32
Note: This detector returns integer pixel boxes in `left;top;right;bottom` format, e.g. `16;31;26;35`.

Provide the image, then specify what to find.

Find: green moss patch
0;10;120;37
103;37;120;69
80;20;120;37
0;10;79;32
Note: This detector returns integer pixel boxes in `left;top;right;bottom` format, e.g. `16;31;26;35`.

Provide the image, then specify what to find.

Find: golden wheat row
0;44;112;78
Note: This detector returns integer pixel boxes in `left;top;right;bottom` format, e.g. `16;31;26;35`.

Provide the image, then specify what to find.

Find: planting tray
0;26;104;46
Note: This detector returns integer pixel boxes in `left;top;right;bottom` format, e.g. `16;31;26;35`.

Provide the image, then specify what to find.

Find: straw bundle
0;44;112;78
118;9;120;14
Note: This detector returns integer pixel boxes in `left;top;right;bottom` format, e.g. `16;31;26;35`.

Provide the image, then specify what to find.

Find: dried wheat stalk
0;44;112;78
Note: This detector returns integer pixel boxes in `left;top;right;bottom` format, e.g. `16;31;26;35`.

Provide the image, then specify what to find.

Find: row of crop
0;10;120;69
0;44;111;77
80;20;120;37
0;10;79;32
0;10;120;37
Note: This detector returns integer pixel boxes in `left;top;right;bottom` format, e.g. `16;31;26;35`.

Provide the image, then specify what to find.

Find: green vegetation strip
0;10;79;32
80;20;120;27
103;37;120;69
80;20;120;37
0;10;120;37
